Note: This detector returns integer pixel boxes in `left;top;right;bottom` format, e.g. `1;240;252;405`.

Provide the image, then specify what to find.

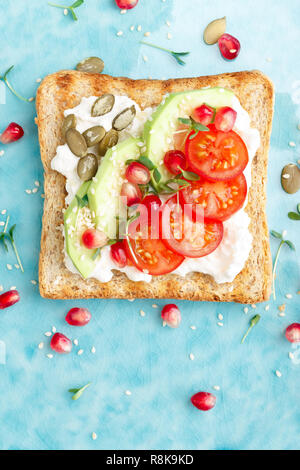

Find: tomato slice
180;173;247;222
161;196;223;258
124;217;184;276
185;124;248;181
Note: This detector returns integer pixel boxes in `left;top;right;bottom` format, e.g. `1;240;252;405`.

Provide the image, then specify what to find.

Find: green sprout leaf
76;194;89;208
139;156;156;171
241;314;261;344
178;117;209;140
0;66;33;103
48;0;84;21
179;168;200;181
140;41;190;66
0;215;24;272
68;382;91;401
271;229;296;300
270;230;282;239
153;167;162;183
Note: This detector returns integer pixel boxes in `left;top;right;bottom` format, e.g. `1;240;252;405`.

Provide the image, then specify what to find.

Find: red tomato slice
180;173;247;222
185;124;248;181
124;217;184;275
161;196;223;258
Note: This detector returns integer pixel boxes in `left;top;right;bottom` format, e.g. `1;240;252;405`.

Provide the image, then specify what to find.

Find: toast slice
36;70;274;302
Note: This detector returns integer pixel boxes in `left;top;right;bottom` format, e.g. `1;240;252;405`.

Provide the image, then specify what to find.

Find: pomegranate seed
285;323;300;343
0;290;20;310
192;104;215;126
0;122;24;144
65;307;91;326
50;333;72;354
142;194;162;220
125;162;151;185
82;228;107;250
161;304;181;328
191;392;216;411
121;182;142;206
218;33;241;60
164;150;187;175
214;106;237;132
110;241;127;268
115;0;138;9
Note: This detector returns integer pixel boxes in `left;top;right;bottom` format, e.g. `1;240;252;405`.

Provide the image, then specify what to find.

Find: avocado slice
88;137;142;239
143;87;234;181
64;180;99;279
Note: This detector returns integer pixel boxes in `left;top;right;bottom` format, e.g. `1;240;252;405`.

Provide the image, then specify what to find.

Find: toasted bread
36;70;274;302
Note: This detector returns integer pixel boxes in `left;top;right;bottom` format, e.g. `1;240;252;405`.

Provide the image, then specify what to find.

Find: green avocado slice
143;87;234;182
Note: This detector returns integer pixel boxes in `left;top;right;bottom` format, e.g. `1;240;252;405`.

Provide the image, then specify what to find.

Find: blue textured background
0;0;299;451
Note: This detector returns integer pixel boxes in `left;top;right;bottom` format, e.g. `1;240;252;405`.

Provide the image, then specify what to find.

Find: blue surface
0;0;299;451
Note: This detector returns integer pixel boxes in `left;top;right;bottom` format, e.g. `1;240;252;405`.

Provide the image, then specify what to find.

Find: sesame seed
0;285;3;292
285;293;292;299
32;188;38;193
36;78;42;83
63;8;68;15
289;141;296;147
189;353;195;361
38;342;44;350
120;9;126;14
167;32;172;40
91;432;97;440
73;339;78;346
251;304;256;309
289;352;294;360
137;25;142;32
229;49;237;53
166;20;171;26
275;370;282;378
128;298;135;302
265;305;270;311
144;32;150;37
91;346;96;354
143;55;148;62
15;264;20;269
282;230;287;237
25;189;32;194
78;349;84;355
278;312;286;317
10;286;16;290
152;304;158;308
162;321;167;327
0;150;5;157
244;307;249;314
91;188;95;195
218;313;223;321
140;309;146;317
1;209;6;215
44;332;52;337
213;385;220;391
0;222;4;227
217;322;223;327
6;264;12;270
125;390;132;396
130;25;134;31
116;30;123;37
47;354;53;359
52;326;56;333
190;325;196;330
35;181;40;187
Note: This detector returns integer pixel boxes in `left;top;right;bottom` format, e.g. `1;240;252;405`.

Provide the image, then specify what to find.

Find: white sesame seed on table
289;352;294;360
275;370;282;378
7;264;13;271
52;326;56;333
46;354;53;359
44;332;52;337
0;150;5;156
120;9;126;14
38;342;44;350
143;55;148;62
217;322;224;327
25;189;32;194
125;390;132;396
130;25;135;31
10;286;16;290
32;188;38;193
144;32;150;37
162;321;167;327
73;339;78;346
282;230;287;237
190;325;196;330
1;209;6;214
0;285;3;292
251;304;256;309
0;222;4;227
288;141;296;147
137;25;142;32
116;31;123;37
63;8;68;16
36;78;42;83
285;293;292;299
218;313;224;321
278;312;286;317
91;346;96;354
78;349;84;355
152;304;158;308
265;305;270;311
166;20;171;26
213;385;221;391
189;353;195;361
91;432;97;441
140;309;146;317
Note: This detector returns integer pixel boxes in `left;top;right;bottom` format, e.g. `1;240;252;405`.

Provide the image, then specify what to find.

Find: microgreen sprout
178;117;209;140
48;0;84;21
288;203;300;220
0;66;33;103
140;41;190;66
270;230;295;300
68;382;91;400
241;314;261;344
0;215;24;272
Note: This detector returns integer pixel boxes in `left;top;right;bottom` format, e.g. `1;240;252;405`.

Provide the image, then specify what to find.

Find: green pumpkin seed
83;126;106;147
77;154;98;181
76;57;104;74
66;128;88;158
281;163;300;194
203;17;226;45
91;94;115;117
98;129;119;156
112;106;136;131
62;114;76;141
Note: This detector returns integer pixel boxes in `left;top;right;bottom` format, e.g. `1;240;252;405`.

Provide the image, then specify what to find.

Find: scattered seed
217;322;223;327
91;432;97;440
25;189;32;194
128;298;135;302
143;55;148;62
278;312;286;317
32;188;38;194
189;353;195;361
266;57;272;62
275;370;282;378
6;264;12;270
125;390;132;396
116;31;123;37
0;222;4;227
63;8;68;15
0;285;3;292
15;264;20;269
140;309;146;317
162;321;167;327
285;293;292;299
73;339;78;346
289;352;294;360
278;304;286;312
167;32;172;40
282;230;287;237
137;25;142;32
244;307;249;314
120;9;126;14
251;304;256;309
31;280;37;285
166;20;171;26
47;354;53;359
36;78;42;83
38;342;44;350
44;332;52;337
78;349;84;355
0;150;5;157
144;32;150;37
130;25;134;31
190;325;196;330
52;326;56;333
265;305;270;311
10;286;16;290
152;304;158;308
1;209;6;215
289;141;296;147
218;313;223;321
91;346;96;354
28;97;35;102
